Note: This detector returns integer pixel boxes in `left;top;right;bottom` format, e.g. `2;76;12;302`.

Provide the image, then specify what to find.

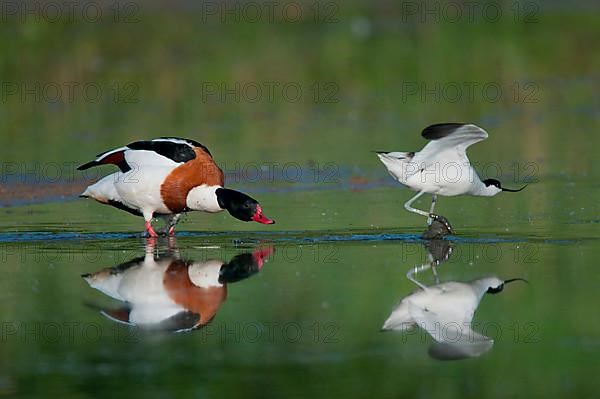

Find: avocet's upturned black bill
376;123;527;235
486;277;529;294
482;179;528;193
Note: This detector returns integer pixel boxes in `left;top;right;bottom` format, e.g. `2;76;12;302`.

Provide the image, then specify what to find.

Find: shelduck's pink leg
145;236;157;249
142;210;159;238
145;221;158;238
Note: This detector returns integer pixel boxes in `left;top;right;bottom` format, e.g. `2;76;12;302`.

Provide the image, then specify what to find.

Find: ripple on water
0;229;582;245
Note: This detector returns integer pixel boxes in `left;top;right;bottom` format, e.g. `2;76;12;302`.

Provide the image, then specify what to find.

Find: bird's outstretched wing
428;336;493;360
381;299;418;331
421;123;488;146
413;123;488;166
77;137;212;173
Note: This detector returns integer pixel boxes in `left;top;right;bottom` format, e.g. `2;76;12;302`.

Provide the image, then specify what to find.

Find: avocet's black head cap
216;188;275;224
487;278;529;294
486;283;505;294
483;179;527;192
483;178;502;189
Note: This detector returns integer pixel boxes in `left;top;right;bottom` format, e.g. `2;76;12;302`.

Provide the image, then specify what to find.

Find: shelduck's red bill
251;205;275;224
253;246;275;269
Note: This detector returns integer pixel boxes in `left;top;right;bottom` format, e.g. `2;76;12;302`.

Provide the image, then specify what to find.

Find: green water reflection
0;234;598;397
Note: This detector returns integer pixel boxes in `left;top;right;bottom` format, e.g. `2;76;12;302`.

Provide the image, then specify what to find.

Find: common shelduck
83;244;273;332
376;123;526;234
78;137;275;236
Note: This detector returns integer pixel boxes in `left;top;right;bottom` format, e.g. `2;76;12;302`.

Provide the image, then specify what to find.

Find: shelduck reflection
382;240;527;361
82;239;273;333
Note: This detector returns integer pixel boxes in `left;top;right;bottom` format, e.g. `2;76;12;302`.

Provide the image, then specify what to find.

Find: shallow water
1;180;599;397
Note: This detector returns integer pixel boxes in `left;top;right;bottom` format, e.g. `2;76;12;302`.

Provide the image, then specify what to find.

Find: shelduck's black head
219;247;274;284
483;179;528;193
216;188;275;224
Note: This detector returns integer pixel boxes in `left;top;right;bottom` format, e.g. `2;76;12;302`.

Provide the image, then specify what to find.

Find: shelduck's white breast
114;166;175;214
117;259;185;325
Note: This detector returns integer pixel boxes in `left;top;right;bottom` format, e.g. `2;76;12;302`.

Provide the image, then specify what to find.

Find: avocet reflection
382;240;527;360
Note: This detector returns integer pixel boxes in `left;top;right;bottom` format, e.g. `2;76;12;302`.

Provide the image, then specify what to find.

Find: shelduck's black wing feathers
126;140;197;163
159;137;213;157
77;137;212;172
77;147;131;173
157;311;201;332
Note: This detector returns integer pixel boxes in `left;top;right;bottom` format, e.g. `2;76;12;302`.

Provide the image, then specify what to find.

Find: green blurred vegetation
0;1;598;176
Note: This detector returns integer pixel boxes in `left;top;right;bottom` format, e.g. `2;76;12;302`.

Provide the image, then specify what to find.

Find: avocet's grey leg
431;264;440;284
404;190;430;218
424;250;441;283
167;214;181;236
427;195;437;225
160;214;181;236
407;262;431;290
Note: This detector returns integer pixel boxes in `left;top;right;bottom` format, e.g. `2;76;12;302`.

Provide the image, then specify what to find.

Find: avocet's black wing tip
421;123;481;140
421;123;471;140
